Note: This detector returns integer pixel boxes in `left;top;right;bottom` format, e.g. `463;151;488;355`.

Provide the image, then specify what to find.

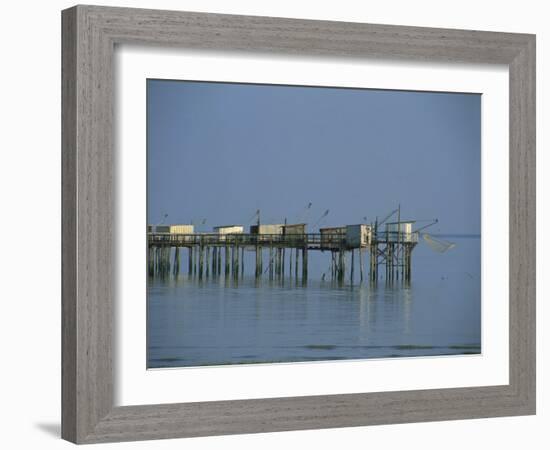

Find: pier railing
148;232;322;248
147;231;418;249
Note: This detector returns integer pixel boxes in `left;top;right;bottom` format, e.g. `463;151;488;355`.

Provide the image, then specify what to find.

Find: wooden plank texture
61;6;77;443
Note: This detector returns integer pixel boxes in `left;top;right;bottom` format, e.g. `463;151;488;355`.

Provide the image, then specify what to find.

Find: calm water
147;236;480;368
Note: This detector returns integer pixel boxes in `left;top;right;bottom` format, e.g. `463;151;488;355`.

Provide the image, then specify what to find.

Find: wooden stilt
360;248;364;282
240;247;244;278
255;246;260;278
269;246;274;279
235;245;239;278
206;247;210;277
289;249;293;277
302;247;308;280
350;249;355;284
199;245;204;279
225;245;230;276
295;248;299;279
173;247;180;276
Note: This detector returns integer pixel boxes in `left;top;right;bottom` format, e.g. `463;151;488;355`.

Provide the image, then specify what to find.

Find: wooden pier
147;229;419;284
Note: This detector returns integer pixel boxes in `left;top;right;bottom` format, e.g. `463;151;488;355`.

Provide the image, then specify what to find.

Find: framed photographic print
62;5;535;444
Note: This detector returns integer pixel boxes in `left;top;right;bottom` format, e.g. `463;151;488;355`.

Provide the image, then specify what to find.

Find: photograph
1;0;540;446
146;79;481;369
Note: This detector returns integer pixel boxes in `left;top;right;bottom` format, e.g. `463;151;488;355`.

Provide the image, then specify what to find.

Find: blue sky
147;80;480;234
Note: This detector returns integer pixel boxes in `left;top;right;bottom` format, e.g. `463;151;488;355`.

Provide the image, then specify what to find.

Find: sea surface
147;236;481;368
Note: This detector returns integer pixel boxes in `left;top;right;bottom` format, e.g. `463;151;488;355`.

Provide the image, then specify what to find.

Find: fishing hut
320;226;346;249
283;223;307;235
155;224;194;234
319;224;373;282
368;220;418;283
385;221;414;242
346;224;373;247
213;225;244;236
250;223;284;236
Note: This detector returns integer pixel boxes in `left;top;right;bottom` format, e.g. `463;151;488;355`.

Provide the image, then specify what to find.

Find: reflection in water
147;237;481;368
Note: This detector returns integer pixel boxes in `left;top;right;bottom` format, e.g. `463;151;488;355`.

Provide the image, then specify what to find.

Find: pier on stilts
148;206;429;284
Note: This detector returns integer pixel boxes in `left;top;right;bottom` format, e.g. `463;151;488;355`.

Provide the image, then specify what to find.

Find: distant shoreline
431;234;481;239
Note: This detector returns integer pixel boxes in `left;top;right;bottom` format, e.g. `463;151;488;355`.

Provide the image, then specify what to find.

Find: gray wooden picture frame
62;5;536;444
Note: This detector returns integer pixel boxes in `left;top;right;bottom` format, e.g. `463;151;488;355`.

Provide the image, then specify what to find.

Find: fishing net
422;233;456;253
